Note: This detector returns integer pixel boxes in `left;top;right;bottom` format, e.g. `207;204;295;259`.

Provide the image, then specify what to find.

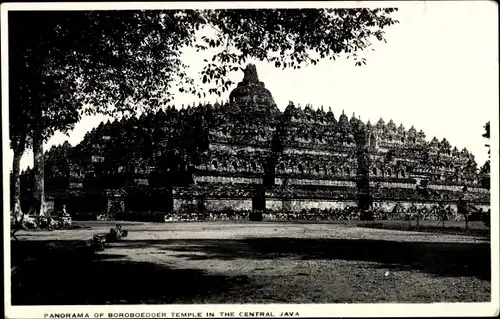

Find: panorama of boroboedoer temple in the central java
32;64;490;221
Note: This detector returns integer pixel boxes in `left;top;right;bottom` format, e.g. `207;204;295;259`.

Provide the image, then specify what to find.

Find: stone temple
26;64;490;221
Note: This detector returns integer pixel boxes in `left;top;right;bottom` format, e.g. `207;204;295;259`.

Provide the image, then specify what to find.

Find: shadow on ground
10;234;490;305
115;237;491;281
10;240;252;305
356;222;490;238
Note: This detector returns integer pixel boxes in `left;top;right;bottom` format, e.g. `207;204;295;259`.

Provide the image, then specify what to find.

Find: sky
5;1;499;171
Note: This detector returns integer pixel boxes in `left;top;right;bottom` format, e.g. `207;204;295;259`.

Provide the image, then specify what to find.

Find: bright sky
6;1;499;171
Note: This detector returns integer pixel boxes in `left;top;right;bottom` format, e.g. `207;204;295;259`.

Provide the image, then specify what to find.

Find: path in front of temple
11;221;490;304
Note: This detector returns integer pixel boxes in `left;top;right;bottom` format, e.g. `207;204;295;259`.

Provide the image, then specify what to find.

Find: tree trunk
33;130;46;216
11;147;24;224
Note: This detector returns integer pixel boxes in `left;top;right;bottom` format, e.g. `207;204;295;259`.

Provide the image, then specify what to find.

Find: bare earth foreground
11;221;490;304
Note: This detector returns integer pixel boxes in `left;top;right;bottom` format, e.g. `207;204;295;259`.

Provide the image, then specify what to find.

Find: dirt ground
10;221;491;304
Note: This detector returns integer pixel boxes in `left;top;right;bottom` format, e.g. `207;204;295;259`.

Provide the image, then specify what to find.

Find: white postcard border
2;1;499;318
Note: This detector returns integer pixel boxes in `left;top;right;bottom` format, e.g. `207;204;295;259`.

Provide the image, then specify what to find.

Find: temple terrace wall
266;199;357;211
173;198;253;212
276;178;356;187
373;200;489;213
194;176;263;184
174;197;489;214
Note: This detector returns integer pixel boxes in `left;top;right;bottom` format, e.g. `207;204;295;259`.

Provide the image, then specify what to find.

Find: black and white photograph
2;1;499;318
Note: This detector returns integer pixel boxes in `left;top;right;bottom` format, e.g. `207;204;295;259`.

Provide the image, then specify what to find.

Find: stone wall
173;198;253;212
372;201;449;212
282;178;357;187
474;204;491;211
174;197;357;213
372;200;490;213
428;184;488;193
266;198;357;212
368;180;489;193
194;175;262;185
69;182;83;189
369;181;415;189
172;198;196;211
205;199;253;211
209;143;268;154
168;195;490;221
283;148;348;156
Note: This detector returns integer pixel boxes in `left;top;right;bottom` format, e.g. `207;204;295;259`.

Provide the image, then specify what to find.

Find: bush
21;215;38;229
163;209;251;222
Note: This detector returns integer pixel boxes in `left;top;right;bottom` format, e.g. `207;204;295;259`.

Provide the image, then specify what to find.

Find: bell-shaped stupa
229;64;279;117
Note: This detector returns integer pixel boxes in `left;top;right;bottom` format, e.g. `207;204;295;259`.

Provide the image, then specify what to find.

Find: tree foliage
198;8;399;96
479;121;490;189
482;121;490;139
482;121;490;158
9;8;399;219
10;8;399;124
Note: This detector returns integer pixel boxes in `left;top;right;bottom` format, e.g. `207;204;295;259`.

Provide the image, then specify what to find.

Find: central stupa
229;64;280;116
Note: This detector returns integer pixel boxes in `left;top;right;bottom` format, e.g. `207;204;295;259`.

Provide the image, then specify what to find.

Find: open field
10;221;490;304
